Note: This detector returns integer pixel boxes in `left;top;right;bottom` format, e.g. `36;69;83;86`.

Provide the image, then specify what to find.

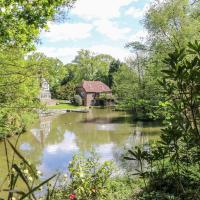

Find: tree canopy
112;0;200;119
0;0;76;138
0;0;75;49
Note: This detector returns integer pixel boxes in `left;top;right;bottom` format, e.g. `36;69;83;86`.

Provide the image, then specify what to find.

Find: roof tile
81;81;111;93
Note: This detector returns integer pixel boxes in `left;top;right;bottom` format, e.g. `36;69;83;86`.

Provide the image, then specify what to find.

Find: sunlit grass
47;103;85;110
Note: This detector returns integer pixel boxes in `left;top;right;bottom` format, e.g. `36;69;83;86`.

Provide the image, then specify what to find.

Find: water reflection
0;109;162;179
96;124;116;131
20;143;32;151
31;116;52;146
40;131;79;175
96;143;115;162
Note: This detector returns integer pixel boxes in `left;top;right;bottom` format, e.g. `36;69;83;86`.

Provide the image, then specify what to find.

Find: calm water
0;108;161;181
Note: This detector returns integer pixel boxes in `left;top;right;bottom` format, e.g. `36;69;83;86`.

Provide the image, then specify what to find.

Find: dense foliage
0;1;75;138
112;0;200;119
0;49;40;138
112;52;162;120
0;0;75;50
125;41;200;199
74;95;82;106
50;152;140;200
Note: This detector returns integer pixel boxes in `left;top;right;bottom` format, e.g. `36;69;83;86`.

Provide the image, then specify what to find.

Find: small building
76;80;114;106
39;78;51;103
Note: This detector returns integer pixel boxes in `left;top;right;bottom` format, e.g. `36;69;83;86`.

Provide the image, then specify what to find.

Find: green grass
47;103;85;110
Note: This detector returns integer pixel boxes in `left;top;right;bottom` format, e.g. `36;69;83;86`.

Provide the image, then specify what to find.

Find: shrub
51;83;76;101
67;152;114;200
74;95;82;106
51;151;139;200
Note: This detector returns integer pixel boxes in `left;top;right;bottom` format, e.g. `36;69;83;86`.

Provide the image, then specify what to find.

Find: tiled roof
80;81;111;93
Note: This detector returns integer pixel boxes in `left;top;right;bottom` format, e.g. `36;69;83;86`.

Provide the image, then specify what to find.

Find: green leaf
7;139;37;178
12;164;37;200
19;174;56;200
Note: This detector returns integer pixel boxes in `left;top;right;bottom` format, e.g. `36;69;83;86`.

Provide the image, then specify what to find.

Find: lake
0;108;161;181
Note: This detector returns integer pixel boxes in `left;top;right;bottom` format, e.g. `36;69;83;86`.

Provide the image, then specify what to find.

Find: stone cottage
76;80;114;106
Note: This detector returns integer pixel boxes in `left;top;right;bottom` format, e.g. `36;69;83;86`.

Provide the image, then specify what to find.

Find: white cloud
46;131;79;154
125;7;146;19
126;0;167;19
40;19;132;43
37;44;131;63
37;46;79;63
88;45;131;61
72;0;138;20
94;20;131;40
41;22;93;42
96;143;115;162
128;29;148;42
125;3;149;19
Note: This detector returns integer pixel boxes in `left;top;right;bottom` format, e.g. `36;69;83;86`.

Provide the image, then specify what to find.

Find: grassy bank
47;103;86;110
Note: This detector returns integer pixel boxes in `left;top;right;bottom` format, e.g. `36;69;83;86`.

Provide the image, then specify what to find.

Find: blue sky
37;0;151;63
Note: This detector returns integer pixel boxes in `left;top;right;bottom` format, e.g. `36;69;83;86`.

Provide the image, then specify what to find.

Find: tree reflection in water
0;109;162;179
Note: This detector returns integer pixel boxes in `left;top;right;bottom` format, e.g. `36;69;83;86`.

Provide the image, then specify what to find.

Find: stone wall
85;93;95;106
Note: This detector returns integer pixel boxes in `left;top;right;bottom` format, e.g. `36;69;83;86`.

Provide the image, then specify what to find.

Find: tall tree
27;52;66;87
73;49;114;82
126;42;147;87
144;0;200;57
120;0;200;119
0;49;40;137
0;0;75;49
112;64;139;112
108;60;122;88
0;0;76;137
125;40;200;200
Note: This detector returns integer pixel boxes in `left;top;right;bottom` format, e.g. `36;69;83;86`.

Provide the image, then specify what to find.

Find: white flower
11;168;16;173
24;169;29;174
28;176;33;182
37;170;42;176
11;197;16;200
63;174;68;178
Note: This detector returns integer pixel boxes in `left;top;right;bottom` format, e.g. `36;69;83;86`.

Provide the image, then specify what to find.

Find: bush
51;83;76;101
0;111;38;139
74;95;82;106
67;152;114;200
51;151;140;200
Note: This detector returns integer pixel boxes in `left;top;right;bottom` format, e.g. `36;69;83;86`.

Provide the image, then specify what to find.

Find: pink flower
69;193;76;199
